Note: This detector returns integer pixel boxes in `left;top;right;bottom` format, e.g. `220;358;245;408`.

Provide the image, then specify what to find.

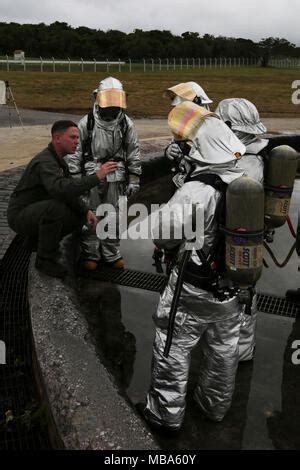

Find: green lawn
1;67;300;118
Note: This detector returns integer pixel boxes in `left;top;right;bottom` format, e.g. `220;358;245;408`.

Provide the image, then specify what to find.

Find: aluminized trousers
81;181;124;263
145;269;242;430
238;292;257;361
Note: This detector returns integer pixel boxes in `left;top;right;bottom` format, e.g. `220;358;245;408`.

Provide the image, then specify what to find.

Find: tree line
0;22;299;64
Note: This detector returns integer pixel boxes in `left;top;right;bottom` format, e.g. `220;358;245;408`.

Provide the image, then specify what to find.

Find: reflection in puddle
77;279;136;392
267;317;300;449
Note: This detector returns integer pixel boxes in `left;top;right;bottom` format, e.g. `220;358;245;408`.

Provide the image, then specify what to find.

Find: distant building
14;50;25;62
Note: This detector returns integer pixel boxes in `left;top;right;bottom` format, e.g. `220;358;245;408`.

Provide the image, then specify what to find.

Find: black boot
35;256;68;279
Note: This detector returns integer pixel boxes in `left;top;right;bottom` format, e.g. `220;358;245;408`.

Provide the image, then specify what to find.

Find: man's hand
165;143;182;162
96;161;118;180
86;210;98;232
126;174;140;198
126;183;140;198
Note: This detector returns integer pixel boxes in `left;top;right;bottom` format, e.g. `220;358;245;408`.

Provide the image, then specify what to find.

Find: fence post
40;57;43;72
81;58;84;72
186;57;189;69
214;57;217;68
219;57;222;68
159;58;162;71
209;58;212;68
151;58;154;72
23;58;26;72
129;58;132;72
6;55;9;72
94;58;96;72
173;57;176;70
224;57;227;68
52;57;55;72
68;57;71;72
143;58;146;72
166;58;168;71
192;57;195;69
180;58;183;70
106;59;109;73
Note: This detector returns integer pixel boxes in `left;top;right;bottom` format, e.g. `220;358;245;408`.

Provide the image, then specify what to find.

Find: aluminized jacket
66;106;141;262
67;106;141;179
236;138;268;184
145;181;242;430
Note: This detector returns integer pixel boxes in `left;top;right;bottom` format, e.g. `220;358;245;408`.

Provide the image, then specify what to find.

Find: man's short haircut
51;120;78;136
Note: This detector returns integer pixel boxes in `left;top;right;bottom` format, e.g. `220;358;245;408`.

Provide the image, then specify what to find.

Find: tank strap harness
81;109;128;176
183;173;238;299
164;173;236;358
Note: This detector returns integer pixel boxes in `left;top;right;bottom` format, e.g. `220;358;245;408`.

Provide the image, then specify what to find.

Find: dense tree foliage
0;22;299;61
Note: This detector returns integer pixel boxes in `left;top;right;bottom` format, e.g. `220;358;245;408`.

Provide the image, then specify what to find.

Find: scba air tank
264;145;298;229
224;176;264;288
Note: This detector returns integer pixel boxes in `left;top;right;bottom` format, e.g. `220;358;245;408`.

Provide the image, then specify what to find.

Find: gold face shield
164;83;197;103
168;101;212;141
96;88;127;109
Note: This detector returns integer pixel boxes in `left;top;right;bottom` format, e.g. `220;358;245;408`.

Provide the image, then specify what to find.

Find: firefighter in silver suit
66;77;141;270
144;102;246;431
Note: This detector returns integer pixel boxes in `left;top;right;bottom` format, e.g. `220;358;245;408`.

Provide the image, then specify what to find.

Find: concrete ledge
28;256;158;450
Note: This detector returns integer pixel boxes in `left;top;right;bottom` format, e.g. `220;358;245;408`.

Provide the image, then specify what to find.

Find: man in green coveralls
7;120;117;279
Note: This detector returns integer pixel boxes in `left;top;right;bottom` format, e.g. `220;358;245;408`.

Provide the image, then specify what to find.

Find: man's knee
43;200;71;219
43;200;82;224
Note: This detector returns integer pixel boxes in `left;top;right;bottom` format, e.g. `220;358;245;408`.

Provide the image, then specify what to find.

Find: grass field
1;67;300;118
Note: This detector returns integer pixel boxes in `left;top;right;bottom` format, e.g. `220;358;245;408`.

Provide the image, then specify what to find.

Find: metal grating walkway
81;265;167;293
82;267;299;319
0;236;52;450
257;293;299;318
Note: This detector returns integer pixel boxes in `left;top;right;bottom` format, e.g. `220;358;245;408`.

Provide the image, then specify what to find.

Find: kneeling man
7;120;117;278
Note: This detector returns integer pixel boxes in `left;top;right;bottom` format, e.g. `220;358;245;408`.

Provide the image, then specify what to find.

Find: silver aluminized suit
145;183;243;430
215;98;268;362
66;105;141;263
145;115;246;430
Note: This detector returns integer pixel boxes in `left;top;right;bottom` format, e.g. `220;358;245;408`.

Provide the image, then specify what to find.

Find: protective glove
126;174;140;198
165;142;182;162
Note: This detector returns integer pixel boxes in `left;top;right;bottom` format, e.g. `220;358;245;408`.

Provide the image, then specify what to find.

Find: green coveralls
7;143;99;260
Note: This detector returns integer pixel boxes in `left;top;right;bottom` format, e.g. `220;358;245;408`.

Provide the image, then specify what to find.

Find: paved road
1;105;300;135
0;105;299;173
0;106;81;127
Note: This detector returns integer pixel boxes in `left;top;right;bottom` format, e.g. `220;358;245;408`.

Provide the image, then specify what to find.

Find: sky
1;0;300;45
